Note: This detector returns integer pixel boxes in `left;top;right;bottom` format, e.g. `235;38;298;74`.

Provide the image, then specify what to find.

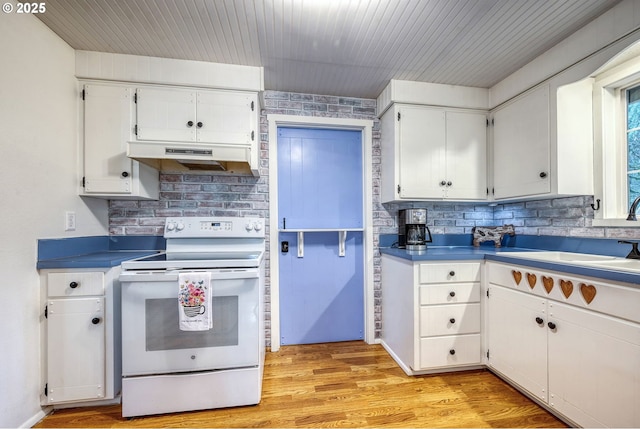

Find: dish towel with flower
178;271;213;331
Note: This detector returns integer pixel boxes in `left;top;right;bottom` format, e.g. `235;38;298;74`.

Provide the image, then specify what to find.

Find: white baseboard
20;408;50;428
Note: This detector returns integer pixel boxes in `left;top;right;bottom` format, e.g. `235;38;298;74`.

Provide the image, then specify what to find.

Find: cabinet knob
547;321;556;330
91;317;101;325
449;291;456;297
449;318;456;324
197;121;203;128
535;317;544;324
540;171;548;178
449;271;455;277
121;171;129;178
187;120;194;127
449;349;456;355
69;281;78;289
440;180;447;186
447;181;452;186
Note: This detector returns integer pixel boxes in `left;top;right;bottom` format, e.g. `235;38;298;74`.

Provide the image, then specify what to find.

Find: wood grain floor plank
34;341;567;428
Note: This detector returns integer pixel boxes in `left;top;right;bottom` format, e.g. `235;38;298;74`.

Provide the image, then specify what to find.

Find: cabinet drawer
48;272;104;297
420;303;481;337
419;283;480;305
419;262;481;284
418;334;481;369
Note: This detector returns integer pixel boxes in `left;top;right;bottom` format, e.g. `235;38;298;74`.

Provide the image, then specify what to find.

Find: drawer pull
91;317;101;325
449;291;456;297
449;349;456;355
449;271;455;277
535;317;544;324
547;322;557;330
449;318;456;324
69;281;79;289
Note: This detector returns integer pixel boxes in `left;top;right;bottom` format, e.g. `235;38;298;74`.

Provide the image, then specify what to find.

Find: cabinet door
445;111;487;200
83;84;134;194
487;285;548;401
196;90;256;145
493;85;550;199
46;297;105;404
136;87;196;142
548;301;640;428
398;106;446;199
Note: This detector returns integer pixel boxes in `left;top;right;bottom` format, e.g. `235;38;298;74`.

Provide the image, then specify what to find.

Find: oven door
120;268;260;377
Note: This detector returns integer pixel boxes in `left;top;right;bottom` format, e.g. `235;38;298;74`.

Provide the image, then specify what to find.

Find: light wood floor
34;341;567;428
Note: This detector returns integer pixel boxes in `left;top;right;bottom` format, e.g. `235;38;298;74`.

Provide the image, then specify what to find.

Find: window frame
593;55;640;226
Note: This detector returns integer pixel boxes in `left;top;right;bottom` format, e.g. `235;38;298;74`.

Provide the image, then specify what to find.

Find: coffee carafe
399;209;432;251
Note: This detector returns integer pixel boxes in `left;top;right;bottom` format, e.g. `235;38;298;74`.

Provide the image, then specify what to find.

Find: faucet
618;240;640;259
627;196;640;220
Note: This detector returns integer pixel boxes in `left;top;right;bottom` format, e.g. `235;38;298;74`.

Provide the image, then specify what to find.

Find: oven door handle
192;270;260;280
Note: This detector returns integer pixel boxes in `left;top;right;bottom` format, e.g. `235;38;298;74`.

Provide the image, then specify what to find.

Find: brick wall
492;195;640;239
109;90;384;345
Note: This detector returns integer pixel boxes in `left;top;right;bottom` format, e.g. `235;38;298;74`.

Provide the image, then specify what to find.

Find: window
592;50;640;226
626;85;640;205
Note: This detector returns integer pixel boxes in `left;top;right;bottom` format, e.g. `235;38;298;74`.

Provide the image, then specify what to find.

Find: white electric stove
119;216;265;417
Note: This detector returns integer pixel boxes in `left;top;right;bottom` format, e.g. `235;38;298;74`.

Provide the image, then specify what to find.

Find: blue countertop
37;235;164;269
380;241;640;287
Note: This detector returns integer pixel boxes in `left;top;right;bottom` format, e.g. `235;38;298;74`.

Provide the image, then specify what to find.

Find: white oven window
145;297;239;351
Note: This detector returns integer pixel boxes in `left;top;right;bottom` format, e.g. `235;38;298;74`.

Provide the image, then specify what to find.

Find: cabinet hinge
251;100;255;111
81;89;85;100
486;289;490;298
491;118;494;126
134;124;138;136
81;177;86;188
486;350;490;360
251;130;255;141
397;112;401;121
44;383;48;396
486;187;489;196
486;118;489;127
134;92;137;103
397;184;401;194
492;187;495;195
44;305;48;318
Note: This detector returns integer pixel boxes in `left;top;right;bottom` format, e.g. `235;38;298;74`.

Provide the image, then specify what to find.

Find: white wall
0;6;108;428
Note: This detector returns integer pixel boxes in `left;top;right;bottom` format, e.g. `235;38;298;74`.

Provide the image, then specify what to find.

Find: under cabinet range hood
127;140;258;175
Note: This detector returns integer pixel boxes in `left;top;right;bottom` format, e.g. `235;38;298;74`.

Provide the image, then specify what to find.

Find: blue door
278;127;364;345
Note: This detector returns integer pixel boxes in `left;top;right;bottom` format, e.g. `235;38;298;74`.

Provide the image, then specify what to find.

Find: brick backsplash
109;90;640;346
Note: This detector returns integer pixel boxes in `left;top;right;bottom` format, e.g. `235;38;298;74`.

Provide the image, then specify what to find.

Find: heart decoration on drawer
580;283;597;304
542;276;554;294
560;280;573;299
526;273;537;289
511;270;522;285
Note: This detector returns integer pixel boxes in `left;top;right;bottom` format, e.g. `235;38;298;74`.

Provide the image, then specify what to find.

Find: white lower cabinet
486;261;640;428
40;268;121;406
381;256;482;374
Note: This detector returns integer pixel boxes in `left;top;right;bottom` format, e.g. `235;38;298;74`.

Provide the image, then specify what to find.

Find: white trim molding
267;114;375;352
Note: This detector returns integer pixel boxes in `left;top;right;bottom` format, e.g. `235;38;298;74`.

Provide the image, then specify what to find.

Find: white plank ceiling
36;0;621;99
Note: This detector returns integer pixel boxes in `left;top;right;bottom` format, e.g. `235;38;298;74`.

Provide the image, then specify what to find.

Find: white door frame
267;114;375;352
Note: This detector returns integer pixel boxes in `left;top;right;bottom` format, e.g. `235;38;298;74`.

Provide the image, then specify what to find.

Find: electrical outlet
65;211;76;231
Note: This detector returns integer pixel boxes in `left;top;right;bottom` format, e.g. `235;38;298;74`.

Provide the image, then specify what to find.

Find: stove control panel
164;216;265;238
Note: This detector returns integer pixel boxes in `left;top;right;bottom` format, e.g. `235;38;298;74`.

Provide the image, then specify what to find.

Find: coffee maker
398;208;432;251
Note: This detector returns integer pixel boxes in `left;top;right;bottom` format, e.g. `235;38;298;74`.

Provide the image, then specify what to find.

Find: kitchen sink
504;251;618;263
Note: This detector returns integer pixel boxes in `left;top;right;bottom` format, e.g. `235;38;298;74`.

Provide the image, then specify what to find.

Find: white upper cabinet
490;80;593;201
81;83;159;200
492;85;550;200
445;111;488;200
136;87;257;146
381;104;487;202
